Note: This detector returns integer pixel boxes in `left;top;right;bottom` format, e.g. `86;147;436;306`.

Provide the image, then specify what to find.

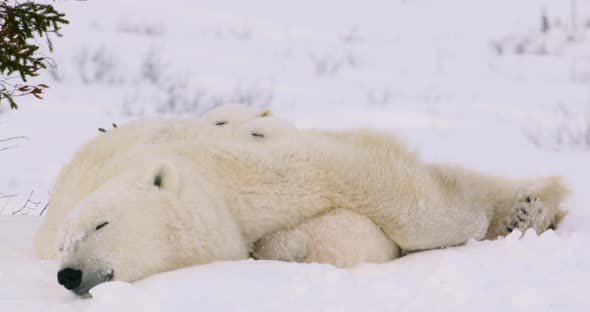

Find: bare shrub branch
11;190;41;215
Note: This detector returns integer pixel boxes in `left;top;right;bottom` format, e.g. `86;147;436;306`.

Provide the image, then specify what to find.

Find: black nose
57;268;83;290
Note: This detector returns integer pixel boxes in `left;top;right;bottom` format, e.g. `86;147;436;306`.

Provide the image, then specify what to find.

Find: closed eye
215;121;228;126
95;221;109;231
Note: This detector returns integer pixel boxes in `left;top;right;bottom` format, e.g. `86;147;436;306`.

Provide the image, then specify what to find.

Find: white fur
253;208;400;268
201;103;272;128
35;104;271;260
236;117;297;141
233;125;568;267
36;117;569;295
238;121;400;266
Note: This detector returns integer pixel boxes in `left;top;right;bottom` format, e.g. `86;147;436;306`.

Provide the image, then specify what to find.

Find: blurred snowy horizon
2;0;589;213
3;0;590;115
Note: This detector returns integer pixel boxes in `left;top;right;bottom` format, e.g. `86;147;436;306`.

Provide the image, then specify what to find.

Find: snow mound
1;217;589;311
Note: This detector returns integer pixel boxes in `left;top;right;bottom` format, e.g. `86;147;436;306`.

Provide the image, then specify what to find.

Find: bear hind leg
252;208;400;268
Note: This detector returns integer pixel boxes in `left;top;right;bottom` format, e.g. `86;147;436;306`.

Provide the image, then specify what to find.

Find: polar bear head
55;157;248;296
202;104;272;128
237;117;297;141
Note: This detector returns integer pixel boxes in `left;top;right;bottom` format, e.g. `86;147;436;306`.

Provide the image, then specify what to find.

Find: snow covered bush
152;82;274;116
310;50;359;76
490;10;590;57
522;104;590;151
0;132;41;216
74;47;122;85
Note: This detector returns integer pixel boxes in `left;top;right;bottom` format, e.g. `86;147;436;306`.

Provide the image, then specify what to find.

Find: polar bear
43;123;568;296
35;104;272;260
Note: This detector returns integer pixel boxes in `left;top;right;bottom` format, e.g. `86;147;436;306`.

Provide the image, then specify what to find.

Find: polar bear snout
57;268;82;290
57;265;114;296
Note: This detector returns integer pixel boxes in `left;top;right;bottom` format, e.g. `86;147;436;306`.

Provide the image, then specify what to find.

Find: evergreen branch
0;1;69;108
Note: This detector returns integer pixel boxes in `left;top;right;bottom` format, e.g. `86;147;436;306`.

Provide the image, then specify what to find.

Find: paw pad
505;193;547;235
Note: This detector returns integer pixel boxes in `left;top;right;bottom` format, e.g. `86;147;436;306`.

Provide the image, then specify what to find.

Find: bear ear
257;109;272;118
151;163;180;193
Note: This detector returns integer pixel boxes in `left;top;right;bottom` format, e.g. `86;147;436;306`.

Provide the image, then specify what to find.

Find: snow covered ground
1;0;590;311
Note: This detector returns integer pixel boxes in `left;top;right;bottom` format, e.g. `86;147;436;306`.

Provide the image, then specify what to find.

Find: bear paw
250;231;309;263
503;176;568;236
505;195;543;234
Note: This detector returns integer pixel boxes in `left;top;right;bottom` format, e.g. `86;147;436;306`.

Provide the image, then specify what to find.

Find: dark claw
506;227;513;233
517;215;525;222
520;207;527;215
525;196;531;203
512;220;519;228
